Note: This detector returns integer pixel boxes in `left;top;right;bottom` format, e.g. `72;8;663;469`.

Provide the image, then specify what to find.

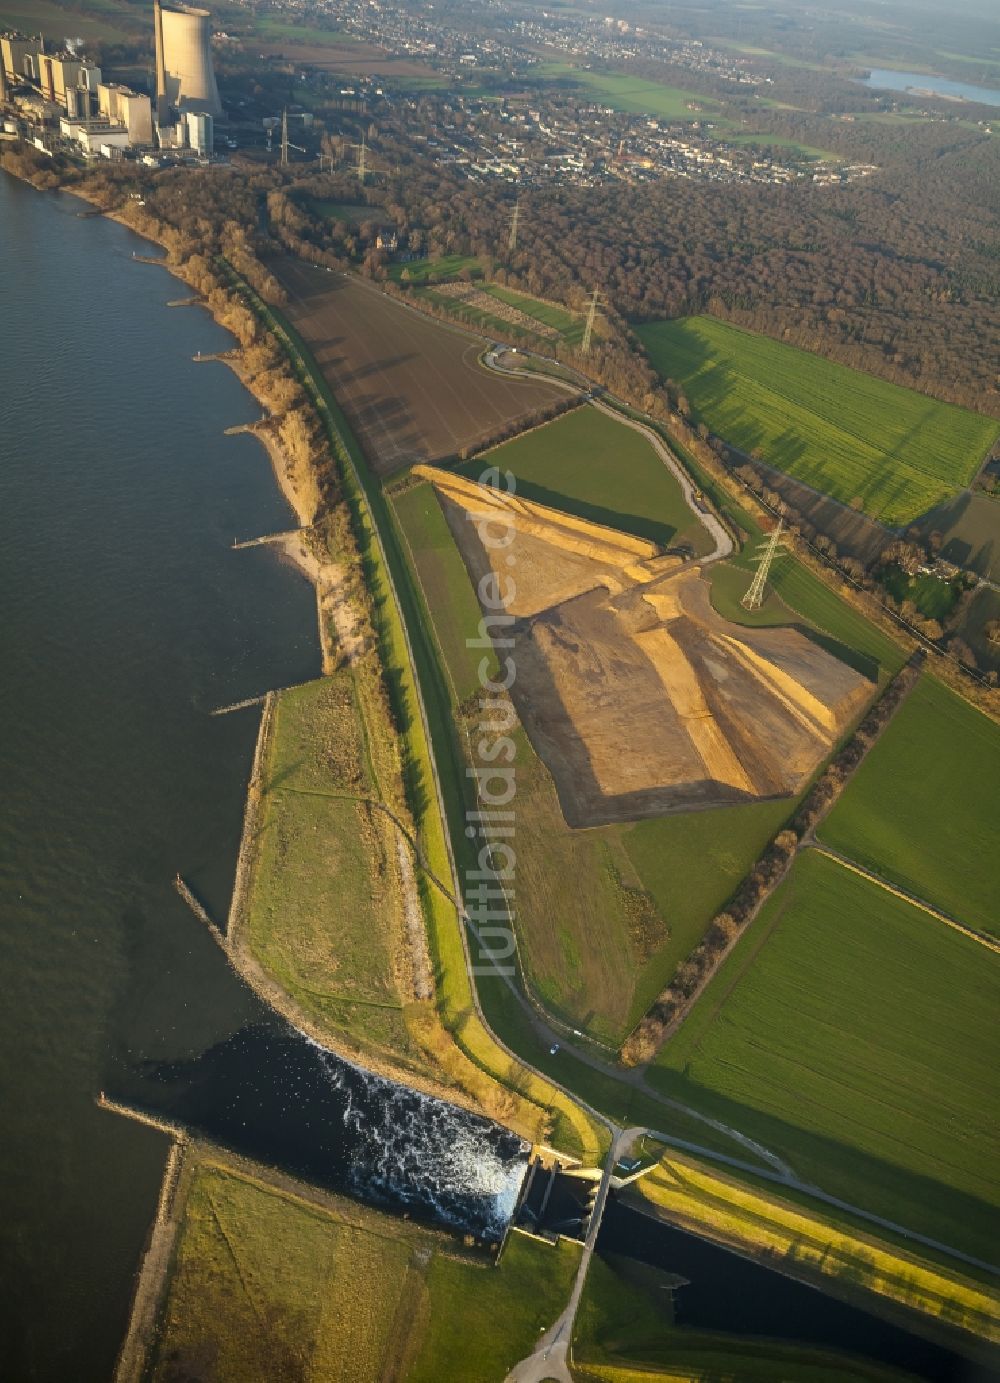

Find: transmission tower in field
507;198;520;253
279;108;305;167
581;287;600;354
355;130;368;182
741;518;787;611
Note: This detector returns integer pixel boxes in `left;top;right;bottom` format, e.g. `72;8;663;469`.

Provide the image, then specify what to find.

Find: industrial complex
0;3;220;160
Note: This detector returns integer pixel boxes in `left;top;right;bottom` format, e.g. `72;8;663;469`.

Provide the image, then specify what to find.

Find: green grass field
245;675;419;1061
391;481;491;702
390;254;482;284
819;676;1000;936
537;62;721;121
310;200;373;225
878;565;959;621
152;1158;580;1383
253;15;357;46
458;405;716;557
649;850;1000;1261
638;317;999;524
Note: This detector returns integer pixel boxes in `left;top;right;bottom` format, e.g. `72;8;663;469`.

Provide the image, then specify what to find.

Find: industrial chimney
155;3;221;117
153;0;168;131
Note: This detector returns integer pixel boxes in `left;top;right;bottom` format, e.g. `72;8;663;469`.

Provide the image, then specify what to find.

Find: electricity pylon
741;518;787;610
507;197;520;253
355;131;367;182
279;108;305;167
581;287;600;355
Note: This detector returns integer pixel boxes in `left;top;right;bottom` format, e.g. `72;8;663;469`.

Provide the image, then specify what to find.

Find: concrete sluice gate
515;1159;597;1241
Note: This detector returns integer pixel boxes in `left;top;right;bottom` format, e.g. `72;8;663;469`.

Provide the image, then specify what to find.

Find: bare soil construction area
418;466;873;826
276;262;565;473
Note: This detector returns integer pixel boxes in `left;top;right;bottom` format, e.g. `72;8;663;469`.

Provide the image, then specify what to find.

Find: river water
0;172;525;1382
860;68;1000;107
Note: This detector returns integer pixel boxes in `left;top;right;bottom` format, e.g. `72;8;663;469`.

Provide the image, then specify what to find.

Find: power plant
2;0;220;156
153;1;221;120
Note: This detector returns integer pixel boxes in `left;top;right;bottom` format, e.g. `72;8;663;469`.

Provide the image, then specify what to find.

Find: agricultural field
457;404;716;556
536;62;722;121
276;260;564;473
638;316;999;524
411;279;586;350
481;284;585;346
151;1156;580;1383
819;675;1000;936
244;675;421;1064
0;0;141;41
649;850;1000;1262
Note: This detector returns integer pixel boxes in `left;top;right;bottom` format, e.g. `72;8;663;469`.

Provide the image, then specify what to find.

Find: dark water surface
599;1202;996;1382
0;174;524;1382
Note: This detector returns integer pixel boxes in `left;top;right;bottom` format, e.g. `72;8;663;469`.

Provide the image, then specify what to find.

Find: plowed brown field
276;262;565;473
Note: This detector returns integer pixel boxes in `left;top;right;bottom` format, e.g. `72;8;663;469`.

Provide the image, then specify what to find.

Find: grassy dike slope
629;1147;998;1338
638;316;998;525
222;262;603;1162
150;1156;580;1383
649;850;1000;1262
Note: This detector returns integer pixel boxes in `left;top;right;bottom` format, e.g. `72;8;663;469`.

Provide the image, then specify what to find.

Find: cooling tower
158;3;221;116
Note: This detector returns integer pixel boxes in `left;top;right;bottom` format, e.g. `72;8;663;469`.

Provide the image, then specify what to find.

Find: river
860;68;1000;107
0;171;525;1382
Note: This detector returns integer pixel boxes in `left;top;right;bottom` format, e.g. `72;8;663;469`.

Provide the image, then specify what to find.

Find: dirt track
276;263;564;473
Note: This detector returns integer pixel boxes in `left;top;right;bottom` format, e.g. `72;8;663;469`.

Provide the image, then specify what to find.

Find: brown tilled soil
423;466;873;827
276;261;564;473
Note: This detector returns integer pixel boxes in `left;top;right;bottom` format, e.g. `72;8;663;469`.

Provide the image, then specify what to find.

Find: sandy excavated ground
417;465;873;827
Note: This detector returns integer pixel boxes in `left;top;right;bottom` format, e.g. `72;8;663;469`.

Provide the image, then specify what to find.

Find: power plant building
154;3;221;118
1;35;36;82
119;90;153;145
184;108;212;154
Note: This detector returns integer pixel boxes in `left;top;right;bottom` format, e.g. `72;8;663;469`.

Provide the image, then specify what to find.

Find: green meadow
459;404;716;556
245;675;419;1061
638;316;999;524
820;675;1000;936
650;850;1000;1261
537;62;721;121
152;1158;580;1383
390;254;482;283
